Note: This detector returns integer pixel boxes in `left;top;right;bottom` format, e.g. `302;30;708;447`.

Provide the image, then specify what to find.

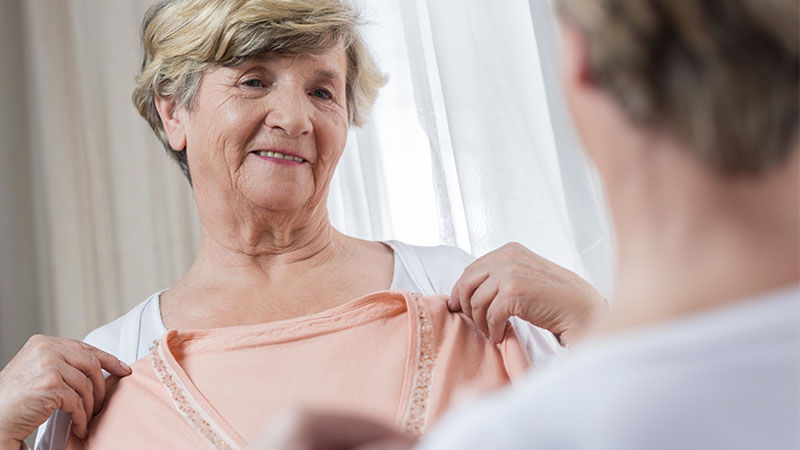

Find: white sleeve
509;317;563;370
32;409;71;450
33;296;156;450
412;244;475;295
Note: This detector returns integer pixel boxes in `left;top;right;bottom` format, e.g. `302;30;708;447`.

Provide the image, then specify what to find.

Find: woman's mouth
251;150;307;164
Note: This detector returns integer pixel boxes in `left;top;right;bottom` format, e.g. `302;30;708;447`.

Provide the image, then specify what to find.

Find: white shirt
35;240;560;449
418;285;800;450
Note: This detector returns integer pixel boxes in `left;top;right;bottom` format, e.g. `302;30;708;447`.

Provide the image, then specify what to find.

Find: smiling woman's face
175;44;350;219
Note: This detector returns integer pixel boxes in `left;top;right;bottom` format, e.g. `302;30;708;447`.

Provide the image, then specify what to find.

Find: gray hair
557;0;799;175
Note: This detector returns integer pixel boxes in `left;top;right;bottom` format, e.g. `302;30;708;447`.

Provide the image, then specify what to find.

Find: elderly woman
0;1;606;449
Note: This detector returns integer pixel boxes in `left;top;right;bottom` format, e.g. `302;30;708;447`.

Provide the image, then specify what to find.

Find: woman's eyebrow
314;69;343;83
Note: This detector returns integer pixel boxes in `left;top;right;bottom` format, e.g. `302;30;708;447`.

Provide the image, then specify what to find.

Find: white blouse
418;285;800;450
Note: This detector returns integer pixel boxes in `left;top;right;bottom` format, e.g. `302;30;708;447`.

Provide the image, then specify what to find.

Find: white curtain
13;0;201;342
0;0;613;347
336;0;614;291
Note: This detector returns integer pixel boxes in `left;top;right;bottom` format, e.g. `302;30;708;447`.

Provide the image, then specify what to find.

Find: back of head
557;0;799;176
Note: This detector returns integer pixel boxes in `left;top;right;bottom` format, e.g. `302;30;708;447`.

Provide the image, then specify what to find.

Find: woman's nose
264;88;312;138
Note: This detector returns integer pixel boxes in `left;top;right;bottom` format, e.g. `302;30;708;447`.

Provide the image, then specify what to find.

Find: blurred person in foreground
262;0;800;448
0;1;607;449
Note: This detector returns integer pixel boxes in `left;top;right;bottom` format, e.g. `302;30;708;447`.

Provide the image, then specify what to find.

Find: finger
58;388;88;439
448;284;460;312
457;274;490;321
58;362;95;432
81;343;131;377
458;274;487;321
56;361;95;425
469;279;498;338
449;262;489;313
356;436;417;450
458;281;473;320
262;410;410;450
61;347;108;414
486;300;512;344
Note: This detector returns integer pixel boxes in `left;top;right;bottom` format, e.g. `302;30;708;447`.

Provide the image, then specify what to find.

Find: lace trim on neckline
149;291;436;444
150;341;240;450
402;293;435;436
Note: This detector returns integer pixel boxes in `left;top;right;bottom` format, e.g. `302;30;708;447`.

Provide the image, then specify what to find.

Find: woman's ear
154;96;187;152
559;21;593;93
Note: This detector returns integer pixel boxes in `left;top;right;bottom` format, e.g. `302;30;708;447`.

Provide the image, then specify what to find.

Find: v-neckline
154;243;404;335
149;290;432;449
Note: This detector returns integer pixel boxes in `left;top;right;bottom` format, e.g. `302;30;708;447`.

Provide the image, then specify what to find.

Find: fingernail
119;360;131;372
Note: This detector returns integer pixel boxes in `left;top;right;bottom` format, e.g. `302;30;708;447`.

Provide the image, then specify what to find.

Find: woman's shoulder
82;291;164;364
385;240;475;295
389;241;473;265
405;292;531;423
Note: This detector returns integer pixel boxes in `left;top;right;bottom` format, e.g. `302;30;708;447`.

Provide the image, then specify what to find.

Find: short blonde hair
132;0;387;182
557;0;799;175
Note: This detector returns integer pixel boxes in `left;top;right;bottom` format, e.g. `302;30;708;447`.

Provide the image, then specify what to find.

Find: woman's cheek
316;108;348;152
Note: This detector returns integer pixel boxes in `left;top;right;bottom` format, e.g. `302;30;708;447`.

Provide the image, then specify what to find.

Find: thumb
448;284;460;312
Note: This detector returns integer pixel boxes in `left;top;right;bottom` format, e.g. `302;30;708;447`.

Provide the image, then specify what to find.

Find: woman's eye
243;79;263;88
312;88;331;100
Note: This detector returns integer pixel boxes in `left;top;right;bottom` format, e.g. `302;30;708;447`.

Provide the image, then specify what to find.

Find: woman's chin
246;190;311;213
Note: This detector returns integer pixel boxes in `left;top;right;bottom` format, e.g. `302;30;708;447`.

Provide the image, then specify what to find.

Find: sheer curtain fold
395;0;469;250
399;0;613;293
5;0;613;342
527;0;614;294
0;0;39;365
328;127;395;241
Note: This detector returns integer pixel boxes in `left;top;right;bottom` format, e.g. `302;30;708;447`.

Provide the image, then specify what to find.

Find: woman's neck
161;207;394;329
179;208;344;291
196;213;338;274
595;146;799;335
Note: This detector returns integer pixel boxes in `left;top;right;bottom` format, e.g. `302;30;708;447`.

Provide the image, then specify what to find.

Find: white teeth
256;150;304;162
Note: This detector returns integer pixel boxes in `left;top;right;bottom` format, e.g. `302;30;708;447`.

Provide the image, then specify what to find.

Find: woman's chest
179;318;413;437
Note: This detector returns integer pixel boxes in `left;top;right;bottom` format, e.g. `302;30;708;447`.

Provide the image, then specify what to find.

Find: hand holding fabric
253;410;415;450
0;335;131;449
449;242;607;345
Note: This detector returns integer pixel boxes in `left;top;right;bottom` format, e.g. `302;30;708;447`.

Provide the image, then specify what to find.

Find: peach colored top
67;291;529;449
